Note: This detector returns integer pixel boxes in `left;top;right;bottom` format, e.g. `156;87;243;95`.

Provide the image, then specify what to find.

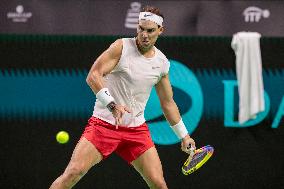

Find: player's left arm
155;74;195;152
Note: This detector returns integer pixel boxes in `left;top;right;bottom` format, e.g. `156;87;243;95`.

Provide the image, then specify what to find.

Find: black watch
106;101;116;112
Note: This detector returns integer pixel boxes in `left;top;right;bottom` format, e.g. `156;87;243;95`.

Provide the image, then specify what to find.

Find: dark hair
142;5;164;20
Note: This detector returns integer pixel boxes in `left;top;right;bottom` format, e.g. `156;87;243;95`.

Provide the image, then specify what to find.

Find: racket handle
186;145;195;157
184;147;195;166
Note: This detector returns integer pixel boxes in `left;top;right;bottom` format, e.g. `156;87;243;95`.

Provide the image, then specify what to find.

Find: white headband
139;12;163;26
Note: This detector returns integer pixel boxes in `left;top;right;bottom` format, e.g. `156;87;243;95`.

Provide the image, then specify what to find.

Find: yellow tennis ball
56;131;69;144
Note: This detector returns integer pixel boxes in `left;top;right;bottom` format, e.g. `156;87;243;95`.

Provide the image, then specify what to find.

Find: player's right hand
111;105;131;126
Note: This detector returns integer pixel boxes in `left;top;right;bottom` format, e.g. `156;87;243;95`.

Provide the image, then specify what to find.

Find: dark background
0;35;283;188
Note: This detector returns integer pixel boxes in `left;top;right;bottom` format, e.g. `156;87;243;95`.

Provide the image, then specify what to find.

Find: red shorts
81;116;155;164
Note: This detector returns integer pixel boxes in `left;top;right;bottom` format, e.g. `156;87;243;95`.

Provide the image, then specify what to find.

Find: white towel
231;32;265;124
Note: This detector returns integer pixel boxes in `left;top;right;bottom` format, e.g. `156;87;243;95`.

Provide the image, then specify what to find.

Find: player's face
136;20;163;50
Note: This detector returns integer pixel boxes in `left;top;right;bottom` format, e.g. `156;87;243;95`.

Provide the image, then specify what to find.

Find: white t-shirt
93;38;170;127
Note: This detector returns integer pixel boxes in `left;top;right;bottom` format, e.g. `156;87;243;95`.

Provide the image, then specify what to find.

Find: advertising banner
1;0;284;36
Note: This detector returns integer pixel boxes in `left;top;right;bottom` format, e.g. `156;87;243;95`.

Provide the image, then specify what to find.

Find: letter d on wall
223;80;270;127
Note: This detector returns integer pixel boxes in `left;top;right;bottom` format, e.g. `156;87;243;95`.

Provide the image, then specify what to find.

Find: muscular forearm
161;99;182;126
86;70;105;94
162;99;191;141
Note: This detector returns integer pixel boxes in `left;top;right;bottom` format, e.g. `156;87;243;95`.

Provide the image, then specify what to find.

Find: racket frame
182;145;214;175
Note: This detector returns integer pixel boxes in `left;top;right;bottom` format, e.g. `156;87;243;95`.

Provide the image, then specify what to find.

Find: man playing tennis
50;5;195;189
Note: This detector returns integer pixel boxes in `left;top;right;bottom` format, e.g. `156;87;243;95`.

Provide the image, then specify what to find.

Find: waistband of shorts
89;116;148;131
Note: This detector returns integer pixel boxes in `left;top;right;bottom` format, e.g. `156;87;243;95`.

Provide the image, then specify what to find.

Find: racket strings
188;151;207;168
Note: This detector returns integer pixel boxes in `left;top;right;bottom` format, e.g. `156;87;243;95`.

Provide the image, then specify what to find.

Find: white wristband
171;119;188;139
96;88;115;106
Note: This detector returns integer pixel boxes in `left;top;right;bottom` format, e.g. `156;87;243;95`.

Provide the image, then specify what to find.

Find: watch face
107;102;116;112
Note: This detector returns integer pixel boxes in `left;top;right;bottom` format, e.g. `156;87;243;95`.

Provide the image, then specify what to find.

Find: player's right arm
86;39;122;93
86;39;130;125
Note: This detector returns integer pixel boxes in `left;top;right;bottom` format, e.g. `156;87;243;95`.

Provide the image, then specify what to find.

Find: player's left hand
181;135;196;154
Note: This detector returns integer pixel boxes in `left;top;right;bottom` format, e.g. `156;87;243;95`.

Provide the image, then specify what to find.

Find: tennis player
49;5;195;189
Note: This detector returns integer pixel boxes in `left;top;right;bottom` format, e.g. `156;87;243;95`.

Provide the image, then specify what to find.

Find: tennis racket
182;145;214;175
